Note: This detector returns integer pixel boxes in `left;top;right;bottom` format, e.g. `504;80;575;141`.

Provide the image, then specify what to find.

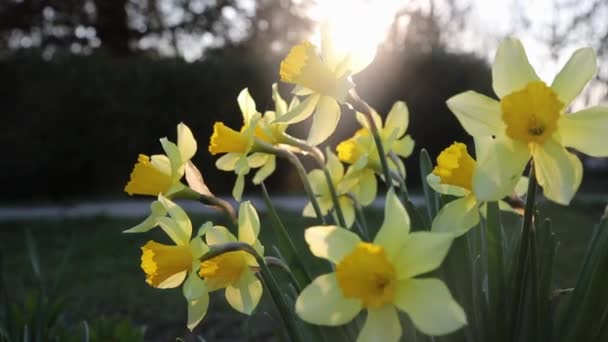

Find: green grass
0;199;605;340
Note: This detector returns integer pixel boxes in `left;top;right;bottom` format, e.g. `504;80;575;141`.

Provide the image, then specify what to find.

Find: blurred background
2;0;607;201
1;0;607;341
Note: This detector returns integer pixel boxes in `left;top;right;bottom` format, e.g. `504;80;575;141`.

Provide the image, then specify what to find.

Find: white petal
384;101;409;138
473;136;530;202
357;306;402;342
551;48;597;106
559;106;608;157
307;96;341;146
157;270;187;289
431;195;480;237
156;217;190;246
150;154;171;175
395;232;454;279
225;270;263;315
326;148;345;181
238;201;260;246
354;170;377;206
296;273;362;326
338;196;356;228
533;139;583;205
392;135;415;158
394;278;467;336
160;138;184;178
187;293;210;331
446;91;503;137
374;189;410;260
232;174;245;201
272;83;288;116
247;152;269;168
305;225;361;263
492;37;541;98
177;123;197;162
238;88;257;123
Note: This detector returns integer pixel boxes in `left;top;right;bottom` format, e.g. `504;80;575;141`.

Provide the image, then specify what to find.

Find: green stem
346;193;370;241
347;90;393;192
258;141;326;224
200;243;303;342
509;163;538;341
282;133;346;228
199;194;237;224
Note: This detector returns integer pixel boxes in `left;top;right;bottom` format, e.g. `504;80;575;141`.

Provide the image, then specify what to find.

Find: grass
0;198;605;341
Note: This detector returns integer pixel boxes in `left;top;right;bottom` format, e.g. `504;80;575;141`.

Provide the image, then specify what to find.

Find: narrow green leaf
485;201;505;342
419;149;439;220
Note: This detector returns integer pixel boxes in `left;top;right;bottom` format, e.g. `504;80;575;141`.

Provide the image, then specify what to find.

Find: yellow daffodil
337;101;415;175
125;123;198;199
200;201;265;315
447;37;607;205
134;195;210;330
276;23;373;146
303;150;377;228
210;88;272;200
428;141;528;236
296;190;466;341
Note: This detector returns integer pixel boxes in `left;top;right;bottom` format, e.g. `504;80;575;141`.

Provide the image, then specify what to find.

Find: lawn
0;198;605;341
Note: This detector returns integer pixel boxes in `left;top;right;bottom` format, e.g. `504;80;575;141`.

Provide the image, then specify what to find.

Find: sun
308;0;405;64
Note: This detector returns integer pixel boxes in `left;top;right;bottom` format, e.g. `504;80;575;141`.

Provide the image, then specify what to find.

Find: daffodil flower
277;23;373;145
199;201;265;315
428;142;527;237
303;150;376;228
447;37;608;205
209;88;275;200
336;101;415;175
136;195;210;330
125;123;198;199
296;190;466;341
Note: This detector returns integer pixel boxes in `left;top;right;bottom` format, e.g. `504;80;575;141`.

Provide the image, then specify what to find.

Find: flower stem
200;243;303;342
199;194;237;224
281;133;346;228
509;162;538;341
347;90;393;191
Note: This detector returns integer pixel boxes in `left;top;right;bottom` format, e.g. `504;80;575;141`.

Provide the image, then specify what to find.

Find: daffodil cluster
121;29;607;342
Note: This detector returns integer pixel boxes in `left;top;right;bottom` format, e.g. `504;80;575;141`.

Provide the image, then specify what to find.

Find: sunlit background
2;0;607;199
1;1;608;341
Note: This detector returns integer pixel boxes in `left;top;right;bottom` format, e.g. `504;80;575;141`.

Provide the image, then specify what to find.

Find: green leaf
419;149;439;220
485;201;506;341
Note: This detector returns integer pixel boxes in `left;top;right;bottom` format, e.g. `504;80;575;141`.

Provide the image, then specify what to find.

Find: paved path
0;195;425;221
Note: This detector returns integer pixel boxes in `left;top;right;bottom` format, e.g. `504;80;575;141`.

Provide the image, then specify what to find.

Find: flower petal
187;293;210;331
307;96;341;146
559;106;608;157
158;195;192;242
327;148;345;181
274;93;320;124
392;135;415;158
385;101;409;138
305;225;361;263
338;196;356;228
247;152;270;168
551;48;597;106
357;305;402;342
215;153;240;171
296;273;362;326
225;269;263;315
206;225;237;245
374;189;410;260
394;278;467;336
272;83;288;116
473;136;530;202
431;195;480;237
123;201;166;233
177;123;197;162
354;169;377;206
238;201;260;246
446;91;503;137
183;272;208;301
252;155;276;185
157;270;187;289
426;174;469;197
160;138;184;178
232;174;245;201
308;169;329;196
492;37;541;98
238;88;257;123
533;139;583;205
395;232;454;279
